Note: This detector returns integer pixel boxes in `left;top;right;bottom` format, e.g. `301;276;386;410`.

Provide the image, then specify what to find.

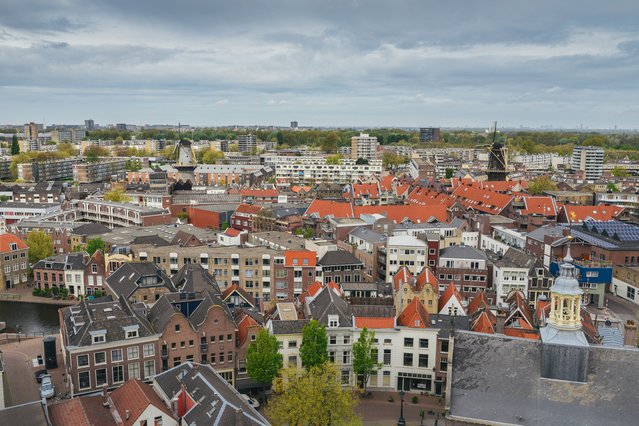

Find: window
343;335;350;345
328;315;339;328
403;353;413;367
383;349;391;365
219;352;225;363
211;353;216;364
329;335;337;345
341;370;350;385
92;334;106;344
419;339;429;349
228;352;233;362
112;365;124;383
419;354;429;368
127;346;140;360
383;338;392;344
210;336;216;343
441;340;449;353
627;286;636;300
288;340;297;348
78;371;91;390
95;352;106;365
329;351;335;363
128;362;141;380
111;349;123;362
180;341;186;349
77;354;89;368
144;360;155;378
126;329;138;339
440;360;448;372
96;368;107;386
343;351;351;364
143;343;155;357
171;342;176;350
288;355;297;367
251;335;257;342
404;338;414;347
92;264;98;273
154;416;163;426
173;357;181;367
175;324;181;333
189;340;194;347
227;334;233;342
383;371;391;387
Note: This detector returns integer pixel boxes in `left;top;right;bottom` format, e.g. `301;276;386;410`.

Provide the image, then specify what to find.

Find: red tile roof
291;185;312;193
395;183;411;197
48;399;92;426
452;184;514;215
240;189;279;197
354;204;449;223
284;250;317;267
562;204;624;223
438;283;465;314
471;311;495;334
350;183;381;199
305;199;355;218
467;291;491;316
504;327;539;340
110;379;176;426
378;175;397;192
415;268;438;292
0;233;27;253
392;266;414;292
397;298;430;328
234;203;263;215
354;317;395;329
520;195;558;217
224;227;242;237
406;187;454;207
237;312;261;346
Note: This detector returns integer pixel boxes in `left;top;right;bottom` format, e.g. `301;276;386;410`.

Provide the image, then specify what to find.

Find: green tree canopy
201;149;225;164
11;134;19;155
355;158;369;165
611;166;630;177
268;364;361;426
85;238;105;256
352;327;382;395
103;189;130;203
326;154;342;165
84;144;110;162
247;328;283;400
321;132;339;154
607;182;620;192
527;175;558;195
382;152;408;169
26;230;54;264
300;319;328;370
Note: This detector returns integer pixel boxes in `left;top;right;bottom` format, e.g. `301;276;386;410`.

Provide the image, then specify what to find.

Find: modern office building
24;122;39;140
571;145;604;180
351;133;379;161
238;134;257;153
84;119;95;131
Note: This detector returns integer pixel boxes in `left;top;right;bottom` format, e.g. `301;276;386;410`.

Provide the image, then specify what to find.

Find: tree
84;144;110;163
352;327;382;395
611;166;630;177
355;158;369;165
295;227;314;239
11;134;19;155
247;328;283;402
85;238;105;256
57;142;78;157
114;136;124;144
26;230;54;264
300;319;328;370
201;149;225;164
382;152;408;169
104;189;130;203
326;154;342;165
527;175;557;195
445;168;455;179
607;182;620;192
268;364;360;426
321;132;339;154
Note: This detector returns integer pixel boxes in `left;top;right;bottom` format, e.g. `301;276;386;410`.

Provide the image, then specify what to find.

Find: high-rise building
238;134;257;153
290;121;298;129
571;145;604;180
23;122;39;140
351;133;379;161
116;123;127;131
84;119;95;131
419;127;440;143
51;128;86;144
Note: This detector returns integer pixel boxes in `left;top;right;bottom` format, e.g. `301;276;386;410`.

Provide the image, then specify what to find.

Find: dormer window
90;330;107;344
9;243;17;251
328;315;339;328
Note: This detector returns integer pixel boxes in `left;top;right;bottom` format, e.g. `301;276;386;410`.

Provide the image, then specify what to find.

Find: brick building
0;234;29;290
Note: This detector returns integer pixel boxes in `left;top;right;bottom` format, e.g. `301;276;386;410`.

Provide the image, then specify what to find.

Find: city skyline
1;1;639;128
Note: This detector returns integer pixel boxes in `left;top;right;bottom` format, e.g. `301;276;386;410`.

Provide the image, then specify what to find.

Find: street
355;391;446;426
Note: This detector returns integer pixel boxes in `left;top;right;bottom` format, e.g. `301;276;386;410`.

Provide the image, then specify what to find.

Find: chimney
125;410;130;420
624;320;637;347
235;408;244;426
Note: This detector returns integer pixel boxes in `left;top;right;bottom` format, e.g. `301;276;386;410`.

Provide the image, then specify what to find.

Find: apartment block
351;133;379;161
73;158;128;183
17;158;81;182
275;157;383;184
571;145;604;180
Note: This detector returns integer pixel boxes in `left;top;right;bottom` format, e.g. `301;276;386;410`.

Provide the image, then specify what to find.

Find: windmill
476;121;509;181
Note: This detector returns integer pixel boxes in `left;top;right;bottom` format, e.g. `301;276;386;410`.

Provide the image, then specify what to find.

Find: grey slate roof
306;286;353;327
449;331;639;426
106;262;175;299
72;222;111;236
349;226;387;243
318;250;363;267
488;247;536;269
171;264;221;294
33;252;87;271
153;362;270;426
62;295;156;347
439;245;487;260
526;225;565;243
270;319;311;335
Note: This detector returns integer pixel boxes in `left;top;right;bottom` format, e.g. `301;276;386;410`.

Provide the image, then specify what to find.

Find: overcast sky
1;1;638;129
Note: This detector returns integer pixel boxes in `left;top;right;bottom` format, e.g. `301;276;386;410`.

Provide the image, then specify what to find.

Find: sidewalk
355;390;446;425
0;286;78;306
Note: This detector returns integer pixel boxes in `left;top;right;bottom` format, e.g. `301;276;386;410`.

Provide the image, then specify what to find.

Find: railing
0;293;22;301
0;331;50;344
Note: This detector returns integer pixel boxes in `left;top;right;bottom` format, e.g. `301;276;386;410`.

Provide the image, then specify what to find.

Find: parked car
35;369;48;383
241;394;260;410
40;375;55;399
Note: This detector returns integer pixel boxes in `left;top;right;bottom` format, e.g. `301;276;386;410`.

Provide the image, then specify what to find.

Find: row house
105;262;176;304
59;297;160;396
437;246;490;301
250;205;305;233
148;289;237;385
33;252;107;297
487;248;536;304
337;227;387;282
317;250;365;284
7;221;75;254
0;234;29;290
392;266;439;315
239;189;280;204
193;164;273;186
230;203;263;231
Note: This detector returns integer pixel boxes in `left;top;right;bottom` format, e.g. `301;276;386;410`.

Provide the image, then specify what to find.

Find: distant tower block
290;121;298;129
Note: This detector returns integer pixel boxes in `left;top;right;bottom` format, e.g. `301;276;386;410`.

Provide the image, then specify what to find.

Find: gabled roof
504;290;535;330
354;204;449;223
318;250;363;267
0;233;27;252
520;196;558;217
470;311;495;334
392;266;414;292
106;262;176;299
306;284;352;327
350;183;381;200
467;291;491;316
452;184;514;215
397;298;430;328
234;203;264;215
170;230;203;247
221;284;255;308
223;227;242;237
406;187;455;207
284;250;316;267
305;199;355;218
171;263;220;294
438;283;466;314
236;311;261;347
48;395;114;425
561;204;624;223
110;379;176;426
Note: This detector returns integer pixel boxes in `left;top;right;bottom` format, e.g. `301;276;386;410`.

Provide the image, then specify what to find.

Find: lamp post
397;389;406;426
16;324;21;343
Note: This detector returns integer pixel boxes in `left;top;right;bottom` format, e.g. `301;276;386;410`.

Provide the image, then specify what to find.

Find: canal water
0;301;63;334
